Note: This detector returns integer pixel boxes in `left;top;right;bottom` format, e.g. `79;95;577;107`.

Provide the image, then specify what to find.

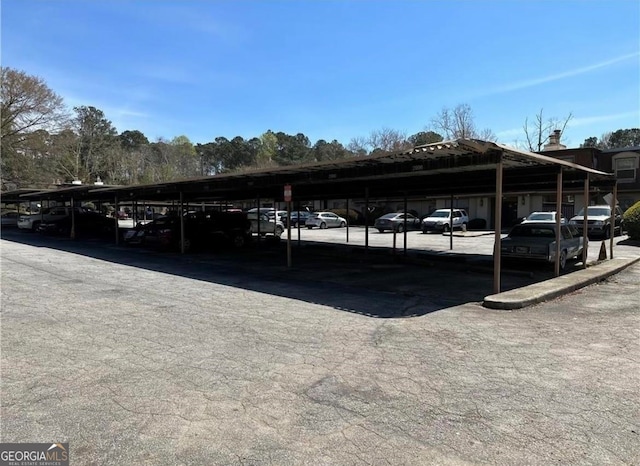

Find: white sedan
306;212;347;229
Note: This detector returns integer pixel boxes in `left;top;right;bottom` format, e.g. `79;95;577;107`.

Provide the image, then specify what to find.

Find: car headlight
594;220;604;226
569;220;578;225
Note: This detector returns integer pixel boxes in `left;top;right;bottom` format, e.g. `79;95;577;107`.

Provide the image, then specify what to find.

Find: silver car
501;222;583;270
374;213;421;233
247;212;284;237
521;211;566;224
306;212;347;229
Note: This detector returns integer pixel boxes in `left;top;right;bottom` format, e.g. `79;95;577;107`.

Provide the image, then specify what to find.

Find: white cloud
569;111;640;127
481;52;640;96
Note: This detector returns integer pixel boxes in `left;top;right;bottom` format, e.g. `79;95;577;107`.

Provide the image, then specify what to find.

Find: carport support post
180;191;185;254
286;200;292;268
70;196;76;239
609;181;617;259
554;167;563;277
449;194;454;250
582;175;589;268
346;198;350;243
114;195;119;245
493;154;503;294
403;194;408;255
364;188;369;252
256;196;261;240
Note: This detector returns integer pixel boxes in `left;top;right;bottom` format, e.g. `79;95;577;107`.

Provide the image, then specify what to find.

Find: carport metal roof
1;188;54;203
12;139;614;203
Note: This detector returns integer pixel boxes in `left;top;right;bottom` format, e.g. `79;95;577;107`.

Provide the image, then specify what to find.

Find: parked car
306;212;347;229
421;209;469;233
247;207;276;217
1;211;20;227
270;210;288;222
501;222;583;270
124;211;252;251
38;211;115;238
521;211;566;224
569;205;624;238
374;212;421;233
246;212;284;237
18;206;90;231
285;211;311;228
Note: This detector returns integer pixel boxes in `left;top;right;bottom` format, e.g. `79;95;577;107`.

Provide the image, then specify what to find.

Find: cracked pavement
1;235;639;465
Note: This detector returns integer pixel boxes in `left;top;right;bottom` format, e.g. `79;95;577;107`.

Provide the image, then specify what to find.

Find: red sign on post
284;184;292;202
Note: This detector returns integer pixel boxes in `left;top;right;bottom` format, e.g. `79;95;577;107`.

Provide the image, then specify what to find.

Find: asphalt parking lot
1;228;639;465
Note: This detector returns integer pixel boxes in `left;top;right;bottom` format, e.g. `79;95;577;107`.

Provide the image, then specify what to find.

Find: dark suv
569;205;624;238
125;211;252;251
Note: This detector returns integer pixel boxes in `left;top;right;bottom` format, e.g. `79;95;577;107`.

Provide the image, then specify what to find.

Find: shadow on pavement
1;229;566;318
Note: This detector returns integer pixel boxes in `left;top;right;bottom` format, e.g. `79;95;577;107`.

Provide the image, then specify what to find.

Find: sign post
284;185;292;267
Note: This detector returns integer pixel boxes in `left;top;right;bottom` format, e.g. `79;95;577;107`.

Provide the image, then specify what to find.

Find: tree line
2;67;637;190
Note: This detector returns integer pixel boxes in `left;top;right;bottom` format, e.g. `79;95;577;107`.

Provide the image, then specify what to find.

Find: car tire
397;224;404;233
340;221;346;227
32;221;40;232
307;225;313;229
232;234;246;248
180;238;191;253
442;224;450;232
320;222;327;229
559;249;567;270
275;225;284;236
377;228;384;233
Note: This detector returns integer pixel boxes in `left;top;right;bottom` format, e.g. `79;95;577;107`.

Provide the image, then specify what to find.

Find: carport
13;139;616;293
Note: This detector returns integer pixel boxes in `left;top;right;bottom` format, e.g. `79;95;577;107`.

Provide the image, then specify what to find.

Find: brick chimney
543;129;566;151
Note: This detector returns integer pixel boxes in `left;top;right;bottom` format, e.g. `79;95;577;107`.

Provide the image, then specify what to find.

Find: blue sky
2;0;639;149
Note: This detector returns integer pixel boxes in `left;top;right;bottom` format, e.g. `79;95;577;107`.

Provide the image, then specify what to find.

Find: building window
615;157;637;181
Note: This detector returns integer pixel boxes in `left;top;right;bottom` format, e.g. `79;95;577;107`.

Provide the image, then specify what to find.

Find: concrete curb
483;256;640;310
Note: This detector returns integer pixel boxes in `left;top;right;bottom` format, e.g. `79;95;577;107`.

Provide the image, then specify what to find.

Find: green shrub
623;201;640;240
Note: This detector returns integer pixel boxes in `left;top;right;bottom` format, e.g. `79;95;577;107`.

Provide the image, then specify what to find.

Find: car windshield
509;225;556;238
527;213;553;221
429;211;450;218
576;207;611;217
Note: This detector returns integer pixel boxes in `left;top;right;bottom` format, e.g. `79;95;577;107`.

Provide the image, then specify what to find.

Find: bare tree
523;108;573;152
430;103;496;141
1;68;69;187
367;127;410;153
347;136;369;156
347;129;411;156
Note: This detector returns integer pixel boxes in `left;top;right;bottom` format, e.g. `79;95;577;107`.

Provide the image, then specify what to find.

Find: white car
18;207;69;231
306;212;347;229
247;212;284;237
421;209;469;233
1;211;20;227
18;206;91;231
521;211;566;224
